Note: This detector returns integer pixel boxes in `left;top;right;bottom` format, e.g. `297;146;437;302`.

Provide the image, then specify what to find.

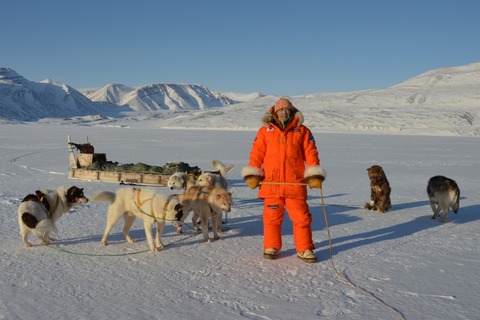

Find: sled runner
67;135;201;186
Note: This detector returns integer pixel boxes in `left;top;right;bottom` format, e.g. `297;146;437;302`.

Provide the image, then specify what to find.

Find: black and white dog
17;186;89;247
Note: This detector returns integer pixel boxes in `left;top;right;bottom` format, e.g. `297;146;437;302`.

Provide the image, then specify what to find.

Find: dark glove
244;175;262;189
305;175;324;189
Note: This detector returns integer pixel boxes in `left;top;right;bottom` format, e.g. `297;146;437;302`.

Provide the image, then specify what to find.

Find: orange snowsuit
242;104;326;253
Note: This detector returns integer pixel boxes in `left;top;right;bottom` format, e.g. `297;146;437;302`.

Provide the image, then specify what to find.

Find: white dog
196;160;230;190
92;187;183;251
18;186;89;248
178;185;232;242
167;172;197;191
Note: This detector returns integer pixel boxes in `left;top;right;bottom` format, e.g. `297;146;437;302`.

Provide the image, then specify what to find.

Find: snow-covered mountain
0;68;105;121
0;69;235;121
82;83;234;111
127;62;478;136
1;62;480;136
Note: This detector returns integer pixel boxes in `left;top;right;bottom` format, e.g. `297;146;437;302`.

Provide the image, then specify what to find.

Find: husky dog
196;160;233;230
196;160;229;190
427;176;460;222
178;186;232;242
167;172;197;191
364;165;392;213
18;186;89;248
91;187;183;251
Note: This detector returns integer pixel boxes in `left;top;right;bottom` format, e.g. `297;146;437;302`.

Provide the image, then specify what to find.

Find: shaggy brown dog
364;165;392;213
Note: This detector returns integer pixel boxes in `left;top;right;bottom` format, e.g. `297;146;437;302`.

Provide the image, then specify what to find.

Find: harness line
37;194;60;218
132;189;178;222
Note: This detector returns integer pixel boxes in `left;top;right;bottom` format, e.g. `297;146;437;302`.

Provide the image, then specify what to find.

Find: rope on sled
318;187;407;320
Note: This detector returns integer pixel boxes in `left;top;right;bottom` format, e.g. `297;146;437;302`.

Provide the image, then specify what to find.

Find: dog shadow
313;202;480;258
389;200;430;211
53;224;182;247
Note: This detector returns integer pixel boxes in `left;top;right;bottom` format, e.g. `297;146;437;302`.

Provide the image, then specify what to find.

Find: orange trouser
263;197;315;252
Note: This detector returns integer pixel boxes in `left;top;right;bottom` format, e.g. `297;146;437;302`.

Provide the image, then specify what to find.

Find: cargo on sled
67;135;200;186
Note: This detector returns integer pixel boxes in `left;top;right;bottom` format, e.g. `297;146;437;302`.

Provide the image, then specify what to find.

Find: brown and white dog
167;171;198;233
364;165;392;213
18;186;89;248
91;187;183;251
195;160;232;231
178;185;232;242
169;160;234;233
427;175;460;222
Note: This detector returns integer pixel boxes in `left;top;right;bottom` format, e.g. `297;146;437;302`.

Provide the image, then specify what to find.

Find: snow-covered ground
1;122;479;319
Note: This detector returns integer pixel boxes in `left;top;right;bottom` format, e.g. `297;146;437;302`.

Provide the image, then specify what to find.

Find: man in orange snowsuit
242;98;326;263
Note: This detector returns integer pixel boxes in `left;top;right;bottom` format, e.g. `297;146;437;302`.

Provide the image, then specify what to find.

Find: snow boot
297;250;317;263
263;248;279;260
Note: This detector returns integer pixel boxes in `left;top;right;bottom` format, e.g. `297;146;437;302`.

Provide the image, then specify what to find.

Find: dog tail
91;191;116;203
211;160;226;177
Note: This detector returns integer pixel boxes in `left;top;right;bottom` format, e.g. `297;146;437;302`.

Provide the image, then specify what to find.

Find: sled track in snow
9;150;66;175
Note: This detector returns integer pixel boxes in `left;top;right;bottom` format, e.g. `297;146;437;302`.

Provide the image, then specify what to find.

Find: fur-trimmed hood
261;105;304;128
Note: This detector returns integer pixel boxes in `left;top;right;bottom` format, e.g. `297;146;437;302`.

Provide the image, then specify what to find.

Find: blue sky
3;0;479;96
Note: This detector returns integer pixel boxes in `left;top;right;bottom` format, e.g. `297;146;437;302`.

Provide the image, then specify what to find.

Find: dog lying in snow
17;186;89;248
178;185;232;243
91;187;183;251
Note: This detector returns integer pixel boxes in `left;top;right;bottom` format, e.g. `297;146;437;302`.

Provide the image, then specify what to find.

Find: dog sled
67;135;201;186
